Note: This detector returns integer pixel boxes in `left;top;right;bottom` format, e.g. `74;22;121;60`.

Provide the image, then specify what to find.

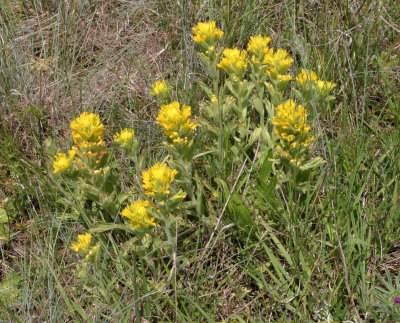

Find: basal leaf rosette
271;100;315;168
192;21;224;54
156;101;197;147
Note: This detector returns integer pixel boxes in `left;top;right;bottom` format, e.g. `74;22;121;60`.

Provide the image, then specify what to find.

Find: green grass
1;0;400;321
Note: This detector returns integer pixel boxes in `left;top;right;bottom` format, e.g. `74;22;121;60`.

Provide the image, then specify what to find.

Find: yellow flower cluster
70;233;99;261
218;48;248;80
121;200;157;229
247;35;272;65
53;150;76;174
114;128;135;147
156;101;197;145
296;69;335;95
70;112;106;166
263;49;293;79
70;232;92;252
272;100;314;161
151;80;169;97
192;21;224;53
142;162;178;197
70;112;104;144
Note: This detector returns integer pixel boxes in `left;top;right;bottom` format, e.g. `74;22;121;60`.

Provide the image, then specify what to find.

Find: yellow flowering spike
142;162;178;197
151;80;169;97
296;69;318;85
114;128;135;147
156;101;197;143
70;112;104;144
247;35;272;64
264;49;294;77
121;200;157;229
192;21;223;52
272;100;311;137
315;80;336;94
85;245;100;261
70;233;92;253
172;189;187;200
53;150;76;174
218;48;248;80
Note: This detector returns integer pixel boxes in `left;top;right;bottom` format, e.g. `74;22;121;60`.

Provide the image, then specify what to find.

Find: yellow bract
271;100;314;156
247;35;272;64
264;49;294;77
53;150;76;174
296;69;336;95
70;233;92;252
218;48;248;80
114;128;135;147
192;21;224;51
296;69;318;85
70;112;104;144
121;200;157;229
272;100;310;136
142;162;178;197
156;101;197;145
151;80;168;96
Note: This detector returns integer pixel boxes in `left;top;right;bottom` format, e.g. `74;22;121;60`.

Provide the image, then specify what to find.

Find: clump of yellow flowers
121;200;157;229
156;101;197;146
272;100;314;167
192;21;224;54
296;68;336;95
114;128;135;147
52;111;107;174
218;48;249;81
70;232;99;261
142;162;179;198
53;150;76;174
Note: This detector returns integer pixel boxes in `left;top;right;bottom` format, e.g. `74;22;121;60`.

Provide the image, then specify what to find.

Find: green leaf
0;209;8;223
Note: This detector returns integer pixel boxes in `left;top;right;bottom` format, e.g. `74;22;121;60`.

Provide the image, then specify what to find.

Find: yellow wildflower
142;162;178;197
296;69;336;95
151;80;169;97
296;69;318;85
172;189;187;200
218;48;248;80
53;150;76;174
156;101;197;144
315;80;336;94
85;245;100;261
272;100;310;137
114;128;135;147
247;35;272;64
264;49;293;77
70;233;92;253
70;112;104;144
192;21;224;52
121;200;157;229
